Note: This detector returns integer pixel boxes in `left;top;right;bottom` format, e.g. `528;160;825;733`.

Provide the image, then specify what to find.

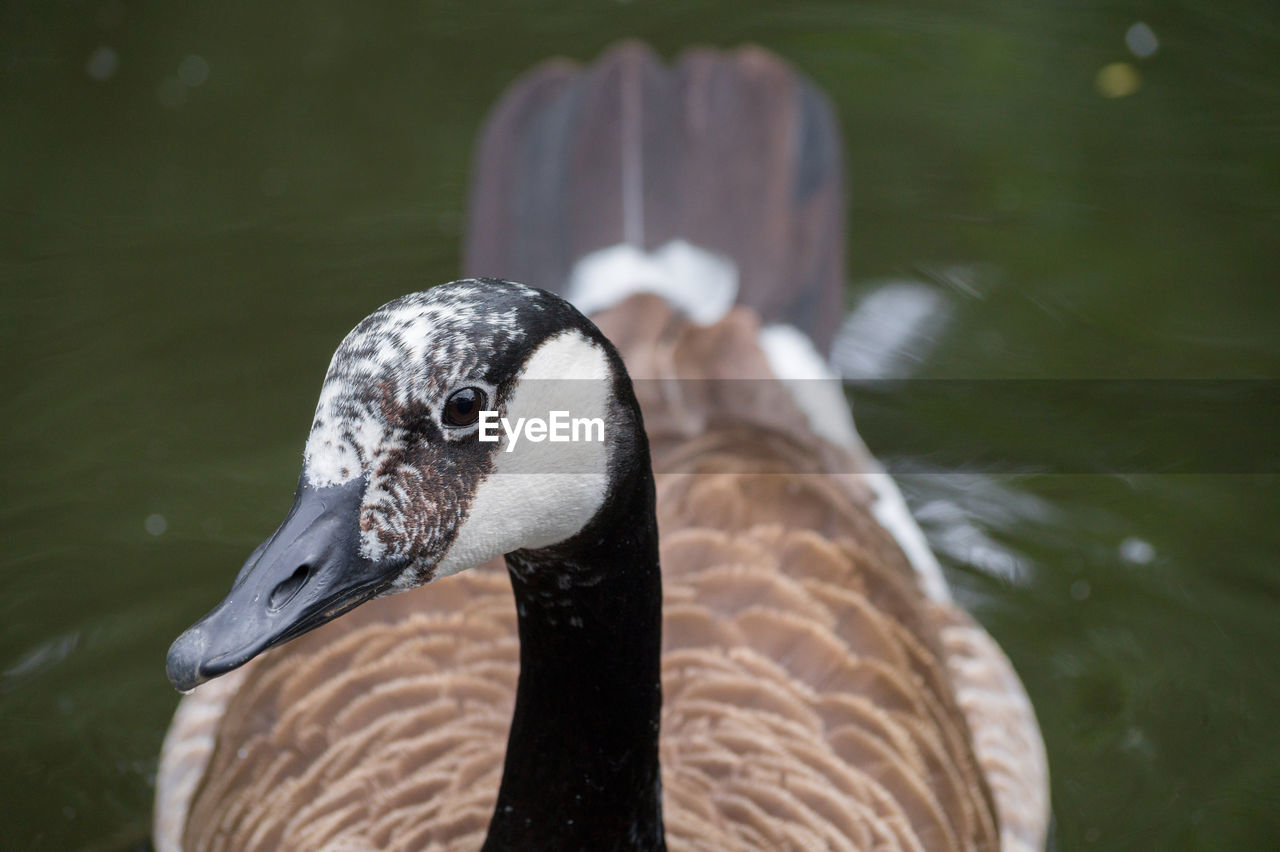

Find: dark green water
3;2;1277;849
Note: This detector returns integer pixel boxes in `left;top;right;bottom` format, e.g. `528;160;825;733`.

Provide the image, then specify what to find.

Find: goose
155;43;1049;852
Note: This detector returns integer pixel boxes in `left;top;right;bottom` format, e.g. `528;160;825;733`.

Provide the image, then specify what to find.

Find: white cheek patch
435;330;612;576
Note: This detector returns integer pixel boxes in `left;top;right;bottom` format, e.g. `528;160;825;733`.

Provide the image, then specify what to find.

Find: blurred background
2;1;1277;849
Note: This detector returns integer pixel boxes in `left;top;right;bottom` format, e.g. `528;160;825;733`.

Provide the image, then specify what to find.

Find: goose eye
442;387;486;428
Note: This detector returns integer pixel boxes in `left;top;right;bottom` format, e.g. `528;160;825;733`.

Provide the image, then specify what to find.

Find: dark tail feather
464;41;846;353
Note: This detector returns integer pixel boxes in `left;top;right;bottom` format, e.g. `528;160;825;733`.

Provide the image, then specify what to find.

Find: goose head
166;278;643;692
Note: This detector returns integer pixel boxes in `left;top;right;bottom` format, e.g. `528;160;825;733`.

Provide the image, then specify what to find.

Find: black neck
483;422;664;851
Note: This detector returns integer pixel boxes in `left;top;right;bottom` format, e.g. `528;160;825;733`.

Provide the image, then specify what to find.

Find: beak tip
166;626;211;693
163;474;398;694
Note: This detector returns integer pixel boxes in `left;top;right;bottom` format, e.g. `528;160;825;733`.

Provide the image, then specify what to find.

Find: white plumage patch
566;240;738;325
830;279;950;381
759;322;952;604
758;323;860;452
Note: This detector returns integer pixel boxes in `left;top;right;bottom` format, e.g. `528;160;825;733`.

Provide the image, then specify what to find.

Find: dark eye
442;387;486;428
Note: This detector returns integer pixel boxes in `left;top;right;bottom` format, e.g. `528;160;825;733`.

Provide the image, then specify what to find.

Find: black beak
165;473;408;692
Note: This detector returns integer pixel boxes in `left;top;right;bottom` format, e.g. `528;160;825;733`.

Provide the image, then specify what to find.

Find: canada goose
155;43;1049;851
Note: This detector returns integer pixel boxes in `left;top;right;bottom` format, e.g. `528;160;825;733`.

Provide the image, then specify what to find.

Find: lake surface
3;2;1277;849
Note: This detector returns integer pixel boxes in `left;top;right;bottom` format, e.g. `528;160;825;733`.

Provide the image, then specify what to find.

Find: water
3;2;1278;848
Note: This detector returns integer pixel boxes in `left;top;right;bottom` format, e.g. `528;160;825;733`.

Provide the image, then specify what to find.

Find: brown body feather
156;43;1048;852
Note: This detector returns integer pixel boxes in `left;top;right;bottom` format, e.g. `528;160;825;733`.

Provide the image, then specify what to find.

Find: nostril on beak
269;565;310;611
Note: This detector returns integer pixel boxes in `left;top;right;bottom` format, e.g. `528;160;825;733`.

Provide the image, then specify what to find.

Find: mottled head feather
305;280;540;486
301;279;612;577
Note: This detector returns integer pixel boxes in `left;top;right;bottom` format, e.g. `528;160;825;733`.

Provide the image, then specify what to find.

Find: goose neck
484;455;664;851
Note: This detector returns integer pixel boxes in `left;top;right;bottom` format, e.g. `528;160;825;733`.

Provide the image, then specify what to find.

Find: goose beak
165;473;408;692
